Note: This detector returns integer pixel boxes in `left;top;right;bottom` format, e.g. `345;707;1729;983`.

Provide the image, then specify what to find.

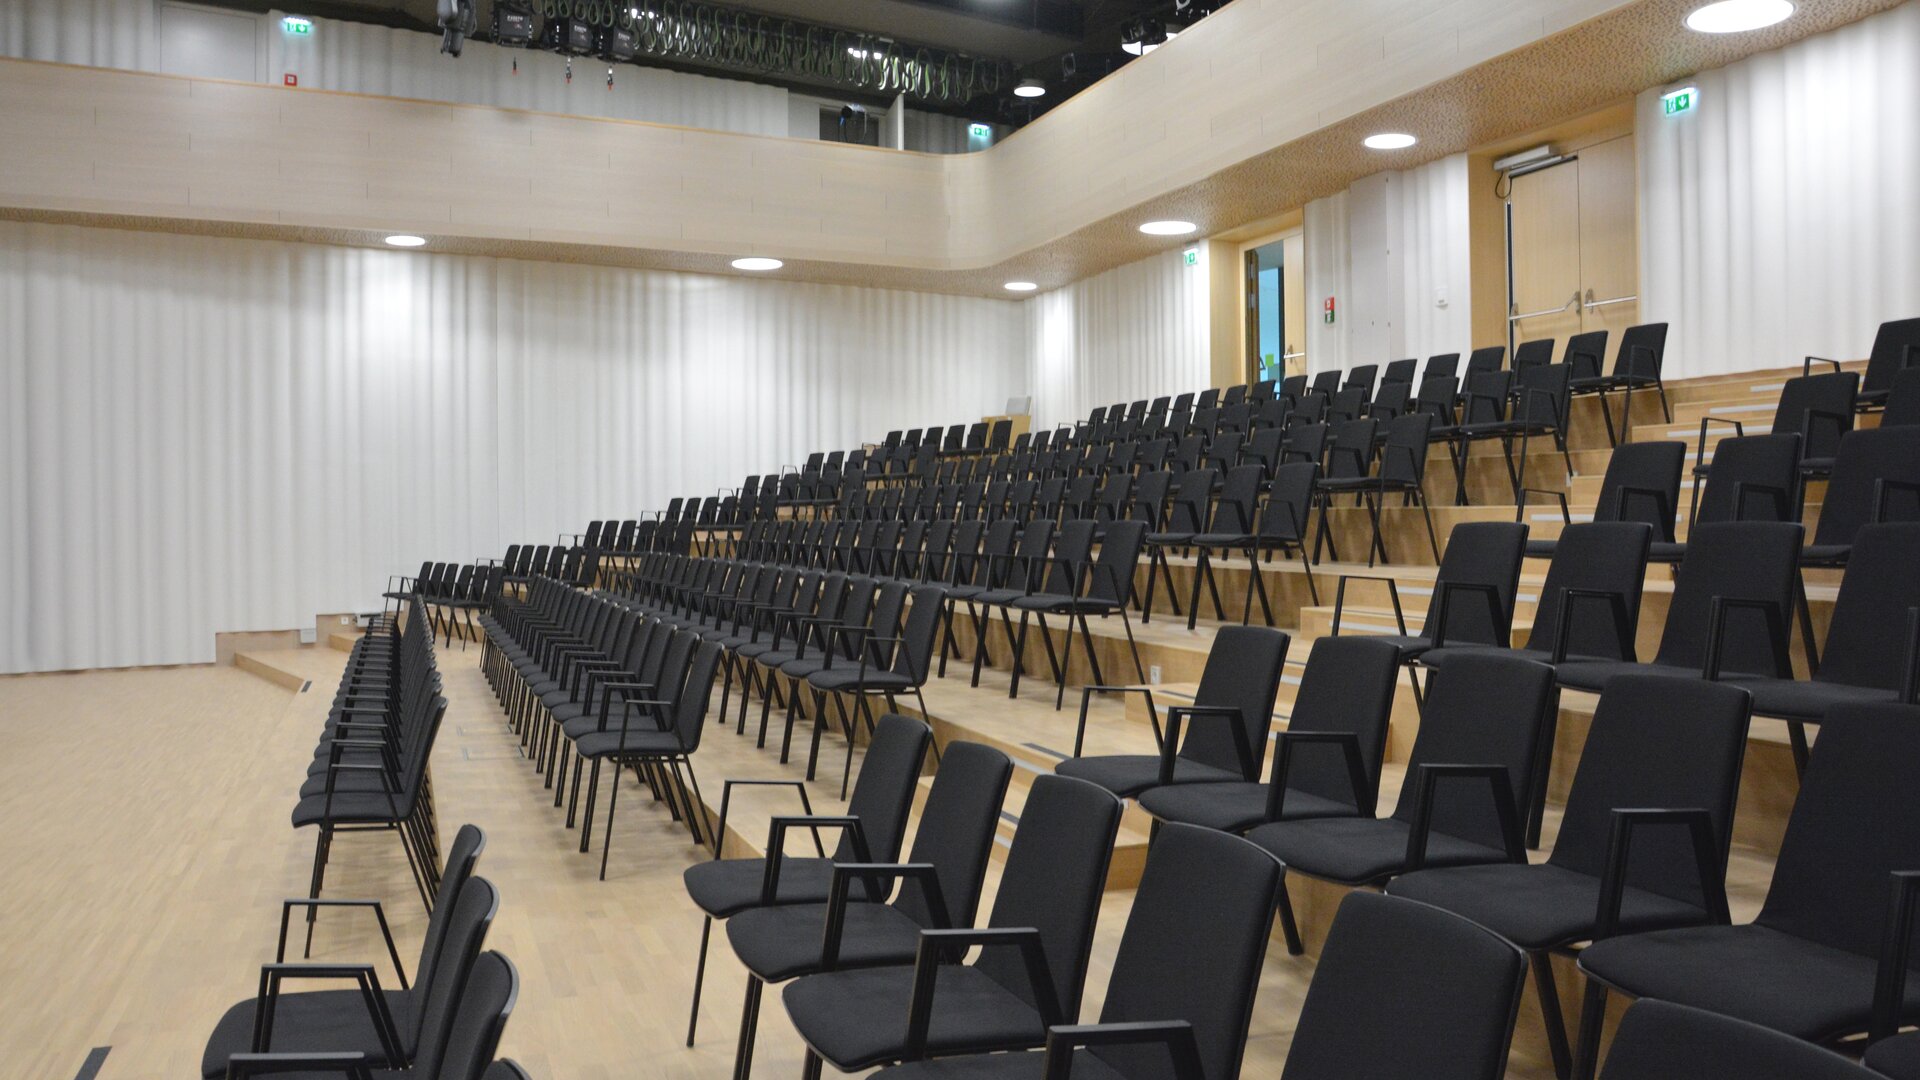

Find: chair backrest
1521;522;1653;658
1861;317;1920;397
836;715;933;866
1757;704;1920;958
1261;462;1318;544
1209;465;1264;534
1653;521;1803;676
1884;365;1920;427
1324;418;1377;480
1424;352;1464;382
426;951;518;1080
1327;387;1369;425
1369;381;1412;422
1459;371;1510;425
1284;421;1329;466
1185;626;1291;779
1599;1000;1879;1080
1546;676;1751;907
410;826;489;1035
1812;426;1920;548
893;585;947;682
1281;892;1526;1080
1310;370;1342;396
1423;521;1528;648
667;640;723;753
1094;826;1283;1080
1382;358;1418;386
1197;387;1221;409
1130;470;1173;528
1469;344;1514;383
1222;383;1248;406
1561;331;1606;382
1280;375;1307;400
411;878;502;1080
894;742;1013;930
1166;468;1218;533
1815;524;1920;692
1089;521;1146;606
1042;520;1098;596
1388;655;1558;846
1413;373;1459;422
1513;362;1570;428
1694;432;1803;527
1774;371;1860;461
1593;440;1684;540
1345;363;1379;397
974;775;1123;1023
1378;412;1433;484
1612;322;1668;380
1280;635;1401;814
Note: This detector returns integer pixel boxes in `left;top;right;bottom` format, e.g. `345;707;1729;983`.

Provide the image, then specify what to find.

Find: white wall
0;220;1025;674
1639;0;1920;378
1024;246;1211;430
1303;155;1474;374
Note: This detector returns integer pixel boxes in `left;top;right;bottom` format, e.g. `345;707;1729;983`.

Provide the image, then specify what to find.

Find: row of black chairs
199;824;526;1080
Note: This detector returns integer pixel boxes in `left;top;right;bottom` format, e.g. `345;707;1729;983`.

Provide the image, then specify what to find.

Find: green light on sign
1662;86;1696;115
283;16;313;34
968;123;991;139
1182;248;1199;267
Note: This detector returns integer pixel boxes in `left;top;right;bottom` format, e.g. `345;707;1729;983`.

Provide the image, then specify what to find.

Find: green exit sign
1182;248;1199;267
968;123;991;139
1662;86;1697;115
283;16;313;34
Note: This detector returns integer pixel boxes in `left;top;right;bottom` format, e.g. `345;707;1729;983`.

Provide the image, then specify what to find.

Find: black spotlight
436;0;476;56
542;15;596;55
492;2;538;48
597;23;639;63
1120;16;1167;56
837;104;876;144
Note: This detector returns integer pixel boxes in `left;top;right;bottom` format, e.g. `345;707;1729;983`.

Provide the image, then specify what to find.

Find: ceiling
200;0;1178;117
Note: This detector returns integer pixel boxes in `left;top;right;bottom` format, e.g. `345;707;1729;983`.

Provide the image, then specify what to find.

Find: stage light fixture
435;1;475;56
1121;17;1175;55
492;2;538;48
542;15;596;56
598;23;639;62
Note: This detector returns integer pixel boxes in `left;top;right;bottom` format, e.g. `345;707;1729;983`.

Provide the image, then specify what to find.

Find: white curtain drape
0;0;156;70
1639;0;1920;377
0;221;1025;673
1303;155;1473;375
1023;247;1211;430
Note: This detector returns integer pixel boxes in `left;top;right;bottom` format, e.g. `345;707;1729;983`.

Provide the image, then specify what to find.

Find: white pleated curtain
0;221;1025;673
1638;0;1920;377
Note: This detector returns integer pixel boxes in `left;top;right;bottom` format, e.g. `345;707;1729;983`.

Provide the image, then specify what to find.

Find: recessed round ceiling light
1004;281;1038;292
384;234;427;247
1685;0;1794;32
1138;220;1197;236
1363;132;1418;150
1013;79;1046;98
731;257;784;271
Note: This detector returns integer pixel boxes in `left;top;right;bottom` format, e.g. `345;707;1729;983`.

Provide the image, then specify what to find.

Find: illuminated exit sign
283;16;314;34
1662;86;1697;115
968;123;991;139
1183;248;1199;267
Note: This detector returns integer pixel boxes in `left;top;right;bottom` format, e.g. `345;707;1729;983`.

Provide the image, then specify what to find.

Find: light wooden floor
1;644;1779;1079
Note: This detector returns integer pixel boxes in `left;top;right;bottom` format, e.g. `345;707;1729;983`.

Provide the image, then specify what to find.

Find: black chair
1280;892;1528;1080
1600;1000;1879;1080
1239;460;1319;620
1389;675;1753;1080
725;757;1075;1076
1057;626;1289;798
807;584;947;796
1525;440;1683;561
1667;431;1804;563
1135;634;1401;916
1140;468;1219;624
1884;367;1920;427
1318;412;1440;564
1328;520;1528;679
1801;426;1920;567
1719;523;1920;725
1008;520;1151;709
779;776;1124;1076
1309;417;1379;560
1422;521;1653;672
200;827;487;1078
1424;351;1466;383
1571;323;1670;445
216;878;501;1080
866;824;1283;1080
1433;369;1510;505
1808;317;1920;411
1182;465;1266;629
1697;371;1857;484
1246;653;1558;948
681;715;933;1045
1575;704;1920;1078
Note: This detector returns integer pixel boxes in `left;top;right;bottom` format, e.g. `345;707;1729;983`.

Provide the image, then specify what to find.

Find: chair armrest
1903;608;1920;707
594;679;656;726
903;928;1062;1060
1731;480;1792;523
761;816;871;904
1427;581;1507;650
1265;731;1372;823
252;964;403;1063
1075;686;1158;757
1403;764;1527;871
1551;588;1638;664
822;862;943;969
712;779;817;862
225;1053;373;1079
1873;479;1920;525
1516;487;1572;526
1042;1022;1204;1080
1702;596;1794;679
1331;574;1407;637
1871;870;1920;1039
1593;808;1728;940
1804;355;1842;376
274;899;407;990
1159;706;1257;785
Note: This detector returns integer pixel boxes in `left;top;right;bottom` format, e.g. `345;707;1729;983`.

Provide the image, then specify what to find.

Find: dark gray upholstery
1654;433;1803;563
1869;1031;1920;1079
1803;427;1920;565
1346;521;1528;656
1858;317;1920;405
1579;705;1920;1044
1601;1000;1877;1080
1279;893;1527;1080
1431;521;1653;672
1528;442;1683;559
430;951;518;1080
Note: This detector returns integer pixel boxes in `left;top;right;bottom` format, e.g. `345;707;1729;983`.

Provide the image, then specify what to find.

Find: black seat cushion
1727;677;1901;723
1053;755;1240;798
1866;1030;1920;1080
872;1050;1120;1080
1386;862;1710;950
201;989;413;1077
683;857;840;917
1245;816;1508;886
784;965;1045;1069
1134;782;1359;834
724;902;924;981
809;668;915;693
291;791;415;827
1189;532;1257;546
1578;923;1920;1042
1554;659;1673;693
572;729;684;759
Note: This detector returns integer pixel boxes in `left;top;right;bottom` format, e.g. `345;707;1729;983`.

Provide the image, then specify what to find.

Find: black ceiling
207;0;1197;121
